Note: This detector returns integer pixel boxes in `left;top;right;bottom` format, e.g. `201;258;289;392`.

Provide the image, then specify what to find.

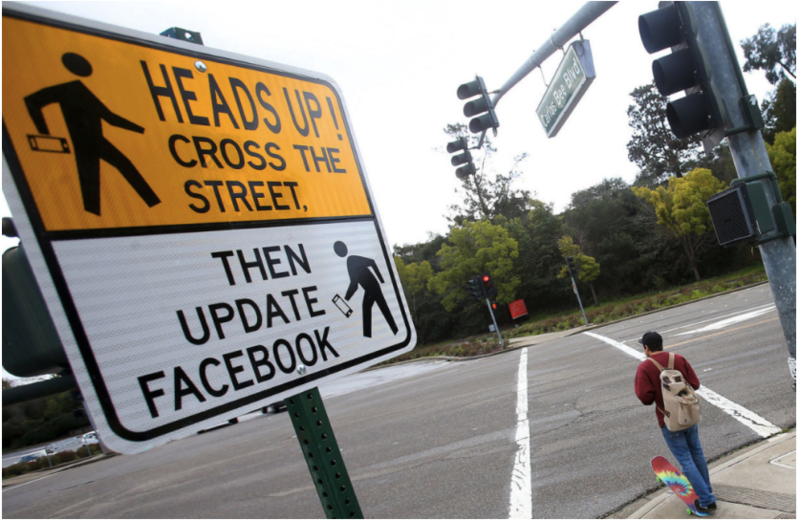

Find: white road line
676;306;776;336
694;387;781;438
509;347;532;519
2;471;57;491
583;332;781;438
660;303;775;335
584;331;646;361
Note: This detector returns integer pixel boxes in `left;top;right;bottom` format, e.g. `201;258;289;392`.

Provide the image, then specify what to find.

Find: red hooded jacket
635;350;700;428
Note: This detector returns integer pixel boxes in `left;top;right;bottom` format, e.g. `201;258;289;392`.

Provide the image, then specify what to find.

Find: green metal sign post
286;387;363;519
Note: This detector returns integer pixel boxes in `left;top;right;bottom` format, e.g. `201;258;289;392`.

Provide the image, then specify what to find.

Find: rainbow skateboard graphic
651;456;707;516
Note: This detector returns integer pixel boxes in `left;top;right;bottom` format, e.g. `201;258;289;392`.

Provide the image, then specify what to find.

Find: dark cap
638;331;662;348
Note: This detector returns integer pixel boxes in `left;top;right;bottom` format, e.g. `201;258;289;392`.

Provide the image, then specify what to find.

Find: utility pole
639;2;796;388
566;257;589;325
694;2;796;385
486;297;503;347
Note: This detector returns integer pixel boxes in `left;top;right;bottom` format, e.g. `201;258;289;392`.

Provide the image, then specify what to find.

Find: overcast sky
2;0;796;252
0;2;796;381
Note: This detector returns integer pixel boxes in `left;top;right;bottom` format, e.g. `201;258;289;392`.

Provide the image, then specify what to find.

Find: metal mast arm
474;1;616;148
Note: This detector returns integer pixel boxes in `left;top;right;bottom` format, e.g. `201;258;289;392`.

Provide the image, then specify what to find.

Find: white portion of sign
52;221;409;438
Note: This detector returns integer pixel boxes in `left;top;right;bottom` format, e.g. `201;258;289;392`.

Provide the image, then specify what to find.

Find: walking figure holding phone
24;52;160;216
334;241;398;338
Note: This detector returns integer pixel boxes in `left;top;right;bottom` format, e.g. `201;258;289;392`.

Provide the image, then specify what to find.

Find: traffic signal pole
474;2;616;145
569;274;589;326
486;297;503;346
689;2;796;384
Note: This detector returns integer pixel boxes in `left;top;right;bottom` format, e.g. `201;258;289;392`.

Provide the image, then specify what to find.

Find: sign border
2;5;413;442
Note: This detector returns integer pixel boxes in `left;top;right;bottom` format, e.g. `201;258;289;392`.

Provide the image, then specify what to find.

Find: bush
25;459;43;471
54;450;77;464
3;463;27;479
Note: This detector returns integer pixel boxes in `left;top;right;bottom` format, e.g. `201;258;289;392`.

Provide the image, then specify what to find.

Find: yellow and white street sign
2;4;415;454
3;10;371;232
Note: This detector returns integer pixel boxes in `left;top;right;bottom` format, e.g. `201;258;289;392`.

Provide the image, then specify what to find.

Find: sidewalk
615;429;796;519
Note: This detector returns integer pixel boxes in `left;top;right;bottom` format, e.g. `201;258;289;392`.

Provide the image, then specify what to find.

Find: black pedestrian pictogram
334;241;398;338
24;52;160;216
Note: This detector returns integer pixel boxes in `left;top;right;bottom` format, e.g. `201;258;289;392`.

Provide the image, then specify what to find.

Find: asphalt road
2;284;795;518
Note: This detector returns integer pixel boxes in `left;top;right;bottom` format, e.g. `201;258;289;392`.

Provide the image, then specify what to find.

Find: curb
606;429;796;519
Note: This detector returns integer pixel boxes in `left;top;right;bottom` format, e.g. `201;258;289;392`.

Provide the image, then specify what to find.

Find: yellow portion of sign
2;15;372;232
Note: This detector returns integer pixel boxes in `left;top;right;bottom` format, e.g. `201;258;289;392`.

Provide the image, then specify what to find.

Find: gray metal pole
486;297;503;346
570;275;589;326
476;2;616;148
692;2;796;384
492;2;617;108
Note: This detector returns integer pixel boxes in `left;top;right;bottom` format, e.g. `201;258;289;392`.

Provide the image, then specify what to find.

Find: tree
428;220;520;312
394;257;435;341
443;123;532;224
766;127;797;214
761;79;797;145
741;23;796;85
557;235;601;306
505;201;572;315
626;83;703;186
633;168;727;282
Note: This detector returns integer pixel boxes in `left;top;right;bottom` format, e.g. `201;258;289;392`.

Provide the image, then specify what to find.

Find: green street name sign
536;40;596;138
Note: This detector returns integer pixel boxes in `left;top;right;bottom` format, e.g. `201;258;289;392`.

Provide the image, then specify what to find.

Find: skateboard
651;456;707;516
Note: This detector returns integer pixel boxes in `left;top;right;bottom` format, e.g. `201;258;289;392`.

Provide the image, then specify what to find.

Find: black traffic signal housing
481;273;497;299
3;244;69;378
638;2;727;151
466;276;483;299
457;76;499;134
447;137;476;180
565;256;577;277
707;173;796;247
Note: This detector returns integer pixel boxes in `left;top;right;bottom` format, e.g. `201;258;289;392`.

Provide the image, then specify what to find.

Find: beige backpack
649;353;701;432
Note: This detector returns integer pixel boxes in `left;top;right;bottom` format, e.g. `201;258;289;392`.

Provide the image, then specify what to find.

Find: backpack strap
648;357;665;372
648;356;670;418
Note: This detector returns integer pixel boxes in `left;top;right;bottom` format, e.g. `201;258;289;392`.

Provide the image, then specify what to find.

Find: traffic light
457;76;499;134
481;273;497;299
2;244;68;378
466;277;483;299
491;301;498;310
566;256;577;277
638;2;727;151
447;137;476;180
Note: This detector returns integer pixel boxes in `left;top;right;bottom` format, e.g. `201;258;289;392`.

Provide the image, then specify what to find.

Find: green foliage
76;445;99;458
443;123;532;224
633;169;727;281
428;220;520;311
766;127;797;213
505;201;572;315
740;23;796;86
556;236;600;283
761;79;796;145
626;83;702;186
2;386;89;450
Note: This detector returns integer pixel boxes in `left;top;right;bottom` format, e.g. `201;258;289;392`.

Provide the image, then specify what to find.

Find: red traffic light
483;275;490;282
491;302;498;310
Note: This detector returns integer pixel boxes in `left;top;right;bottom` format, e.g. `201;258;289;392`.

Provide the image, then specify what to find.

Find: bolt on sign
2;4;416;453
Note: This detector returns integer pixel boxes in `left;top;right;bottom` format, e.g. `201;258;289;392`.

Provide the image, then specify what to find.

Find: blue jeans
661;424;716;507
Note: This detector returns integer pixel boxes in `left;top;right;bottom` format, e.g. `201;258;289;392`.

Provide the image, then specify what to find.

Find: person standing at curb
634;331;717;515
